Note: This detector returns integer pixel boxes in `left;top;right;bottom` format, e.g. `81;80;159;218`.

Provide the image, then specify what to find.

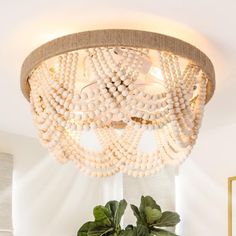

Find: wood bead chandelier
21;30;215;177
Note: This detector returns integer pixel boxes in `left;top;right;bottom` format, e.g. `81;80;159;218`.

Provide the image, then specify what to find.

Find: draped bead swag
29;47;207;177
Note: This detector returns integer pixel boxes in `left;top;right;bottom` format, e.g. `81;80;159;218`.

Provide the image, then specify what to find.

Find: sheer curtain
0;153;13;236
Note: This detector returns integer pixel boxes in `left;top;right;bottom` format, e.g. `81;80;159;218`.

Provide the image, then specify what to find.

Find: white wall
177;123;236;235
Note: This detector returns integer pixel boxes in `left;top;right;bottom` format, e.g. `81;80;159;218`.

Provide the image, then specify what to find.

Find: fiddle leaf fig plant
77;196;180;236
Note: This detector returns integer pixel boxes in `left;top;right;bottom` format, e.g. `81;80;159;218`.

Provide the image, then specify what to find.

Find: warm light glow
149;66;164;81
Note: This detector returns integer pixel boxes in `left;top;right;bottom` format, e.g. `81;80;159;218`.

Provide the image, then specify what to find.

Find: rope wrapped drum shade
20;29;215;177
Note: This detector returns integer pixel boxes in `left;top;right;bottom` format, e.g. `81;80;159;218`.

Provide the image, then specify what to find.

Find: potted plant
77;196;180;236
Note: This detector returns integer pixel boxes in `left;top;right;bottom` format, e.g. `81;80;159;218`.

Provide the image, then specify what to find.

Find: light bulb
149;66;164;81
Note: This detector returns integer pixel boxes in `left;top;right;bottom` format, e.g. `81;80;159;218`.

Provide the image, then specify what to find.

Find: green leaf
122;230;136;236
93;206;112;226
105;199;127;229
77;222;92;236
136;224;149;236
139;196;162;225
154;212;180;227
88;222;113;236
130;204;144;224
140;196;161;212
144;207;162;224
121;226;137;236
125;225;135;230
105;200;119;219
115;199;127;226
151;228;178;236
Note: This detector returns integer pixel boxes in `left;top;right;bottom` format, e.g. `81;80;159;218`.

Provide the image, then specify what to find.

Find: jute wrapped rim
20;29;215;102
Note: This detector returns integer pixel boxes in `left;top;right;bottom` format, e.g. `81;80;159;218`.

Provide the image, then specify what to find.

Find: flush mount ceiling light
21;29;215;177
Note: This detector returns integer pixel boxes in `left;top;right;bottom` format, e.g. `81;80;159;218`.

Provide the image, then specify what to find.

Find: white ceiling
0;0;236;137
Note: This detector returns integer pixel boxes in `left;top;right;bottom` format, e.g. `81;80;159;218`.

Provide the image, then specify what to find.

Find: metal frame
228;176;236;236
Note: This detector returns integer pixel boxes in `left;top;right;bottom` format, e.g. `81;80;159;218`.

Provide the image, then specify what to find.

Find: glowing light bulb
149;66;164;81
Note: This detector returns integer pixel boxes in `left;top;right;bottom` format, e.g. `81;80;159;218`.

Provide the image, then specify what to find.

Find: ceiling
0;0;236;137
